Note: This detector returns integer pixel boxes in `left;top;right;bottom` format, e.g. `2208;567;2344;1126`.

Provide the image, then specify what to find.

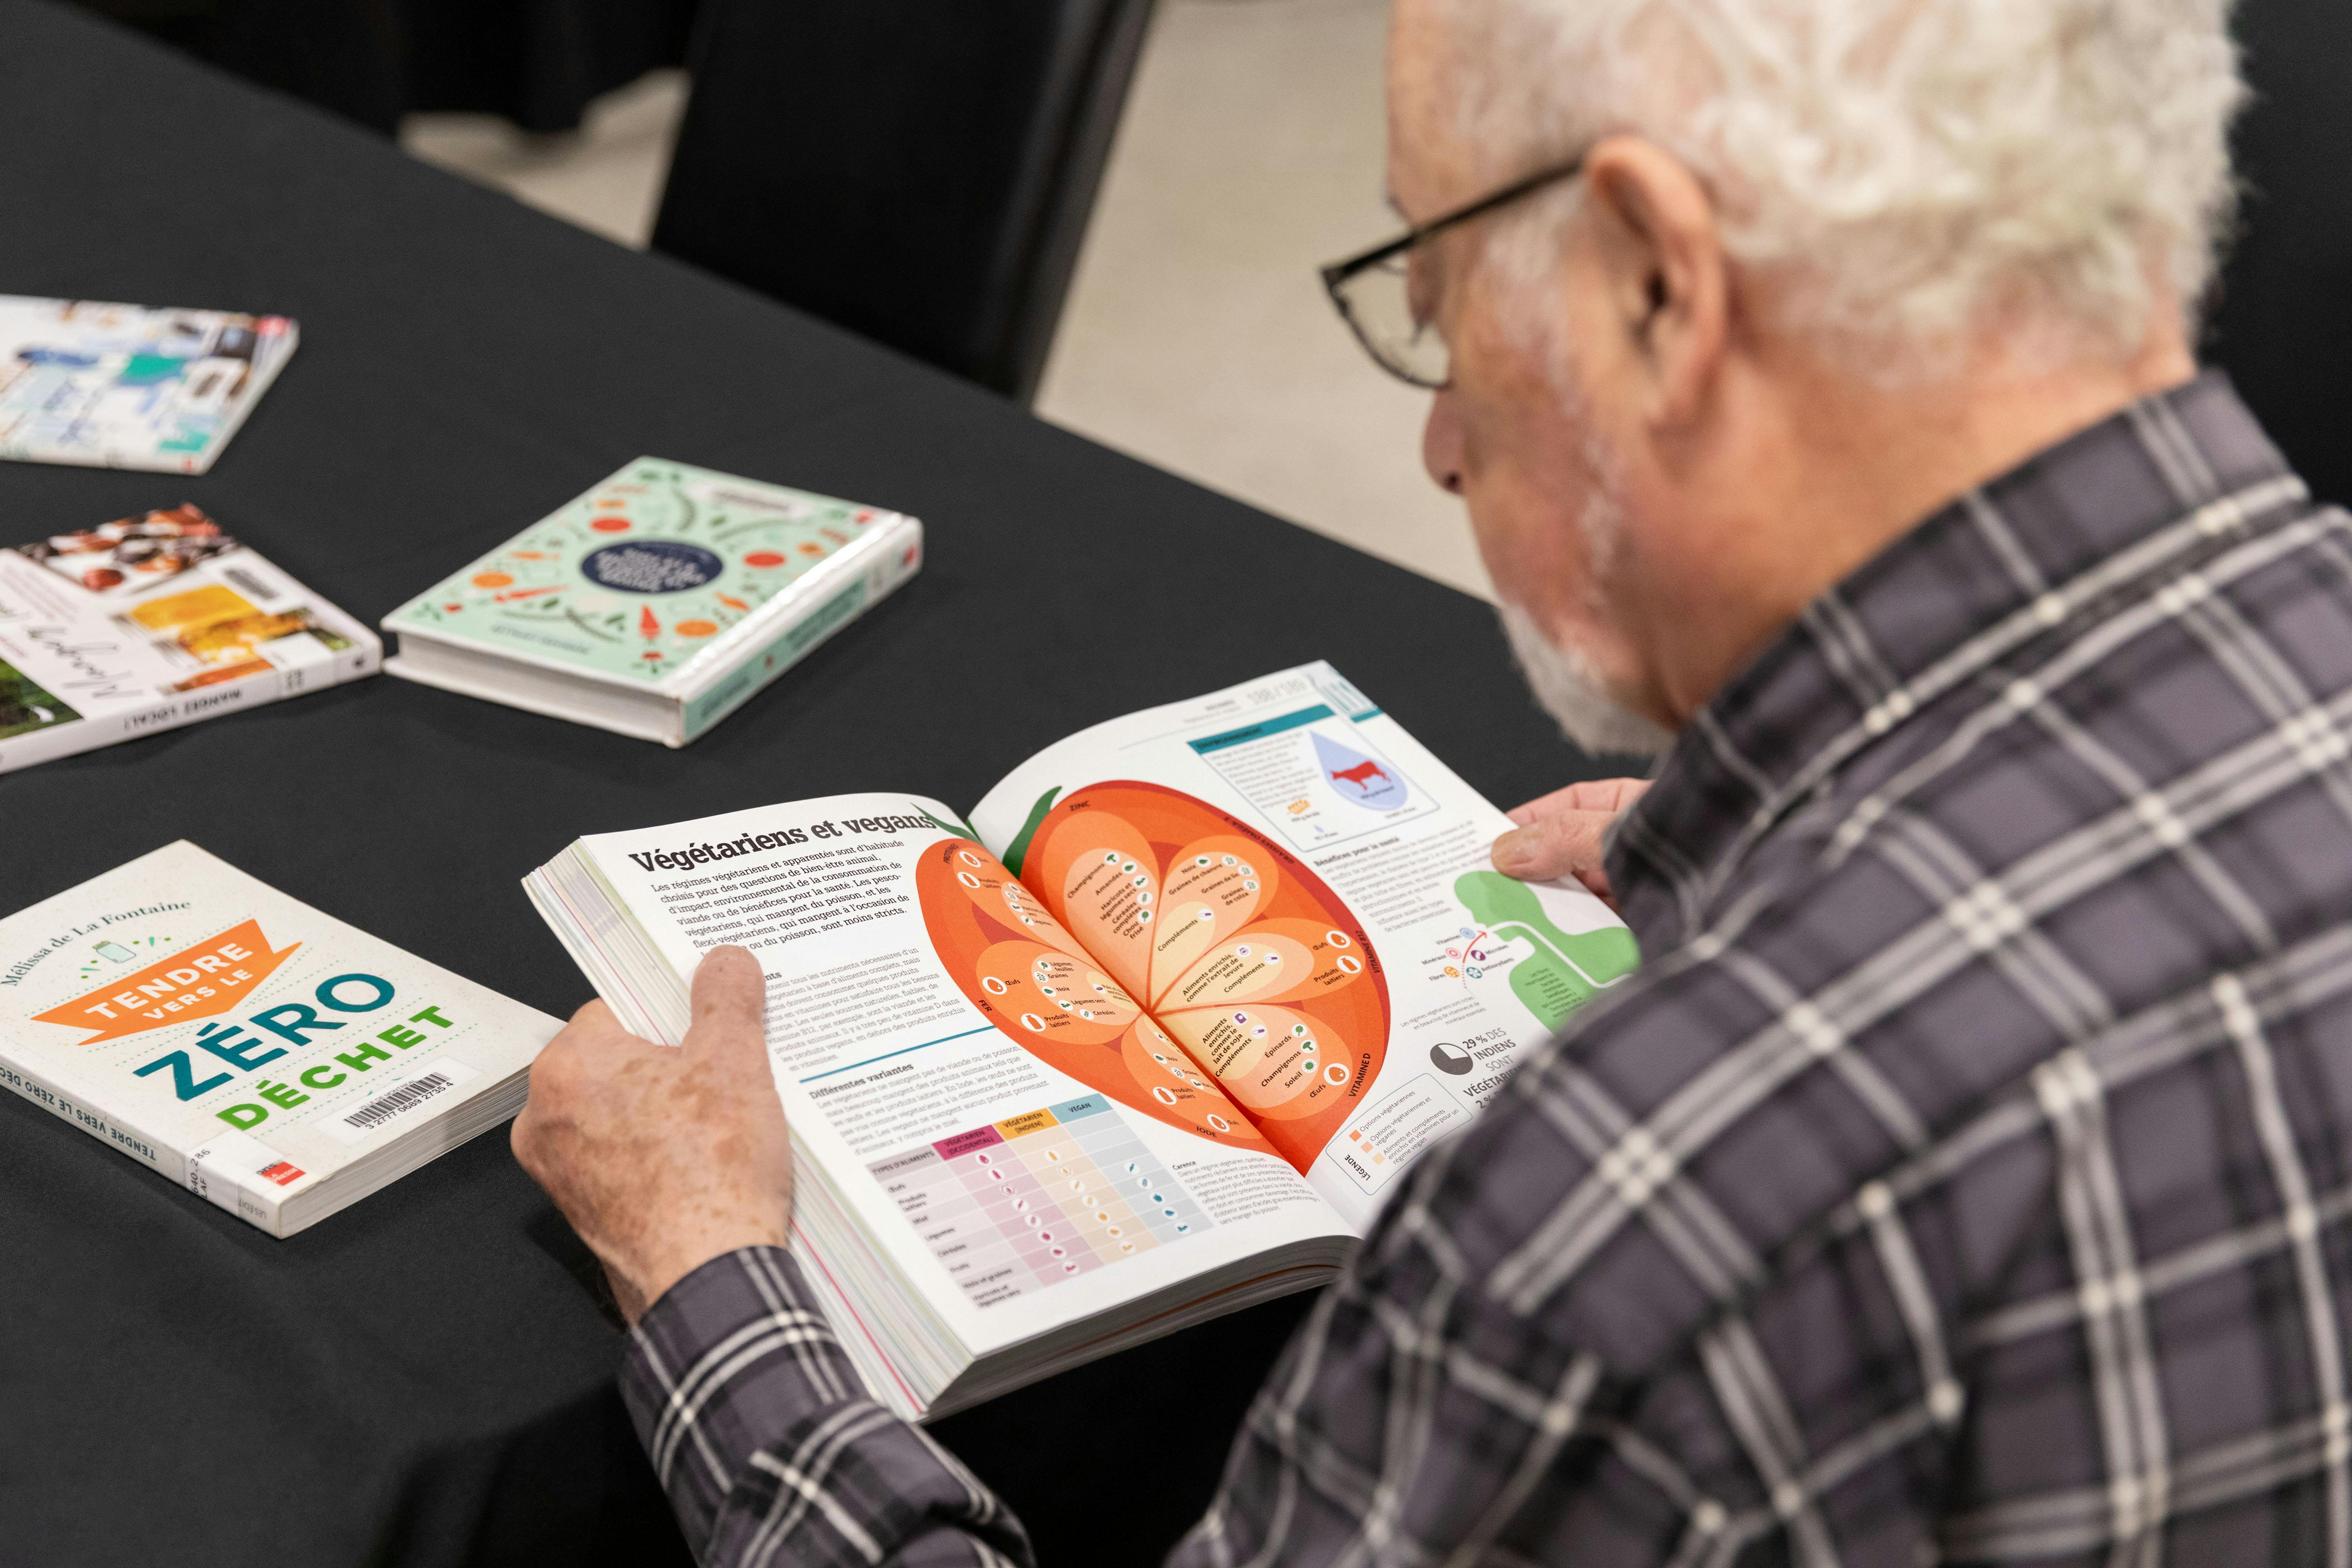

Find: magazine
0;296;298;473
526;662;1638;1419
0;505;379;773
0;843;562;1237
381;458;922;746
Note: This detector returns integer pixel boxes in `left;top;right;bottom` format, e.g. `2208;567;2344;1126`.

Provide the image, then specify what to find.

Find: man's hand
512;944;791;1325
1490;777;1651;909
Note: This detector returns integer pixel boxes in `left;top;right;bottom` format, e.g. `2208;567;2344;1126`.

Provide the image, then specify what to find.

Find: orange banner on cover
32;919;301;1044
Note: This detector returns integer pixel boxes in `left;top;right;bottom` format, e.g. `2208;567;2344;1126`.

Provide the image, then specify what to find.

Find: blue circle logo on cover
580;540;723;594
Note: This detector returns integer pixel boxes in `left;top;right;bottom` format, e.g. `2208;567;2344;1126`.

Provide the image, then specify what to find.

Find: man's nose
1422;388;1465;495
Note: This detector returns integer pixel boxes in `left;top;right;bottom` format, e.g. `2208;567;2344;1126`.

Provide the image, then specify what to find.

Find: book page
967;663;1639;1229
563;793;1351;1359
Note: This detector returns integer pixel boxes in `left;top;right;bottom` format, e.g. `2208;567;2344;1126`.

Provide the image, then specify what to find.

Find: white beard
1499;599;1674;759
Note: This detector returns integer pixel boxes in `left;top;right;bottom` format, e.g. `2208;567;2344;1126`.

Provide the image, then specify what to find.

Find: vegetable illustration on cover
919;782;1390;1173
396;461;890;680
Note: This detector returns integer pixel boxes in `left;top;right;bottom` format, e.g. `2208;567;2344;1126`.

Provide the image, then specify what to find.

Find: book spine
0;441;112;471
0;1045;263;1225
675;514;925;745
0;630;379;775
0;691;185;772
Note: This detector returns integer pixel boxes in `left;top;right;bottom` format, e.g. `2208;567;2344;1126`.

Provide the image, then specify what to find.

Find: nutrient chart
867;1095;1212;1309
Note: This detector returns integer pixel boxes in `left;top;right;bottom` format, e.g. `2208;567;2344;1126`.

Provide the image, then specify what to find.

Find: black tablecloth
0;4;1604;1563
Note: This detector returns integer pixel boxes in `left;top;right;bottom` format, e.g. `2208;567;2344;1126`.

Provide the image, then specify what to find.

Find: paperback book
0;842;562;1237
526;661;1640;1419
382;458;923;747
0;505;379;774
0;296;298;473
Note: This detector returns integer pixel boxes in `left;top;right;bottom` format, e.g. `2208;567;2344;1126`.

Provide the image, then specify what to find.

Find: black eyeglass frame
1318;154;1590;390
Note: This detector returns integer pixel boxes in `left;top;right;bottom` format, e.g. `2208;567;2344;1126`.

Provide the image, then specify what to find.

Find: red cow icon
1330;759;1389;792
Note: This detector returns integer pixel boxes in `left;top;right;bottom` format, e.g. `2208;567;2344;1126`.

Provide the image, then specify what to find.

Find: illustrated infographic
978;781;1389;1172
867;1094;1212;1309
1448;871;1640;1031
916;835;1278;1158
1186;702;1435;852
1311;732;1408;810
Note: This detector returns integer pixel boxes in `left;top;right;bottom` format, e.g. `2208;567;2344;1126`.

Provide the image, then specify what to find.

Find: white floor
399;0;1492;600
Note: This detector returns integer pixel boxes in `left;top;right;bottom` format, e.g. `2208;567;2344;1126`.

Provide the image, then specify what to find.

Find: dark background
74;0;700;133
65;0;2350;506
0;4;1603;1564
2198;0;2352;515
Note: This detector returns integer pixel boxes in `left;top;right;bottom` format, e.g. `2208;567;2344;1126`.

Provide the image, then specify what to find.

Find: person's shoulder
1354;931;1820;1372
1389;651;2352;1375
1365;807;2036;1374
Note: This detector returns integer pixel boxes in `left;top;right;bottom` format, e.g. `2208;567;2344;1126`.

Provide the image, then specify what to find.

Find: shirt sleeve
622;1160;1880;1568
618;1246;1036;1568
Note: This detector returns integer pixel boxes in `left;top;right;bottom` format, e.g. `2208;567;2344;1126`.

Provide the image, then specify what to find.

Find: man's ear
1581;136;1729;428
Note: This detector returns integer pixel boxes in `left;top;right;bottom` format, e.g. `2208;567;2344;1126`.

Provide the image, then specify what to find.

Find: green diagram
1454;871;1640;1032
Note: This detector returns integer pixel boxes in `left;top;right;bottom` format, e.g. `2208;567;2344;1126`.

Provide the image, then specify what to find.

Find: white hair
1501;598;1676;755
1445;0;2246;369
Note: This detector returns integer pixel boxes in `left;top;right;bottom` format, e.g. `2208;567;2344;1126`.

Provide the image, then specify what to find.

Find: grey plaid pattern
621;1247;1033;1566
622;373;2352;1566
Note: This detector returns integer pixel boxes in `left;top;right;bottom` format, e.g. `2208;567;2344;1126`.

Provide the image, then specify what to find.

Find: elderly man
515;0;2352;1561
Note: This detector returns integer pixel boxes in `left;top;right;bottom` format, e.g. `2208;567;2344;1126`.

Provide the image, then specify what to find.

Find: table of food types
867;1094;1214;1308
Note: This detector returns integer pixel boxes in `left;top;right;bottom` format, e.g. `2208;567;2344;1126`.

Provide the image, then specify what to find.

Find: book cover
0;506;381;773
0;296;299;474
0;842;561;1236
383;457;922;702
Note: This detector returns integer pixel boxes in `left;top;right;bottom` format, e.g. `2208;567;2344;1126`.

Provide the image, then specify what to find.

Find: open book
526;662;1639;1419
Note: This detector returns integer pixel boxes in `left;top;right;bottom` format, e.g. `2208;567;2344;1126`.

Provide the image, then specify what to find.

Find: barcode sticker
345;1072;454;1130
320;1057;482;1145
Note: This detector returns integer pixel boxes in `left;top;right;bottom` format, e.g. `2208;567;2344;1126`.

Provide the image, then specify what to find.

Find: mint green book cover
383;458;917;693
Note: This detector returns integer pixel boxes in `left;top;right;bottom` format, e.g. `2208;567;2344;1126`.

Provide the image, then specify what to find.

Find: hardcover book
0;505;379;774
525;662;1642;1418
0;296;298;473
0;843;561;1237
381;458;923;746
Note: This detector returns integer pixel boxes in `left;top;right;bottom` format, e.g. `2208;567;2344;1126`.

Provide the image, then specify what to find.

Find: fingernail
1492;828;1537;875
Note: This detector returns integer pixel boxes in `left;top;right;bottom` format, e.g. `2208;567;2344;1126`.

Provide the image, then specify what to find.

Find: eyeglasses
1319;154;1589;390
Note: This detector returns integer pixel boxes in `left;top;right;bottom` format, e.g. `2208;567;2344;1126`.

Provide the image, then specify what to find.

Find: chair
650;0;1156;404
2203;0;2352;507
77;0;697;137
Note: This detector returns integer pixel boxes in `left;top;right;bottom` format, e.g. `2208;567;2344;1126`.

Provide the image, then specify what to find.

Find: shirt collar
1606;370;2301;948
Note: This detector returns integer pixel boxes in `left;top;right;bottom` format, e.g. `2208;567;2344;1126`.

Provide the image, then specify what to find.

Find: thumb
683;945;768;1063
1492;808;1610;883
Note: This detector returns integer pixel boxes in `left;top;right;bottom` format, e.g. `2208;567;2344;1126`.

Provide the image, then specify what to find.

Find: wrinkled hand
1490;777;1651;909
512;945;791;1324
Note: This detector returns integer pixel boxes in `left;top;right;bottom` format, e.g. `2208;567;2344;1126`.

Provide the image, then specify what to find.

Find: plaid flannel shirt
622;372;2352;1567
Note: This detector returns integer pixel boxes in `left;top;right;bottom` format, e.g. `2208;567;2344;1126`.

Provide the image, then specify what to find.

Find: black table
0;4;1605;1563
